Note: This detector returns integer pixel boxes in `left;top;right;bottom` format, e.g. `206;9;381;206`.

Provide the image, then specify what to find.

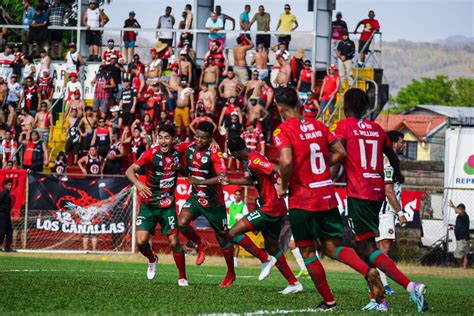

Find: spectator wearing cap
83;0;106;62
91;65;116;117
48;0;71;59
337;31;355;84
22;0;36;55
249;5;271;49
215;5;236;30
276;4;298;50
145;47;162;84
102;39;122;65
28;5;49;58
64;89;85;123
296;60;315;104
303;91;321;119
319;64;340;116
354;10;380;67
205;12;225;50
218;96;242;131
178;50;193;86
107;105;123;135
331;12;348;63
0;45;15;81
65;72;81;102
246;95;268;131
123;11;141;63
157;6;175;47
190;107;216;135
64;43;84;84
290;49;308;86
233;35;254;86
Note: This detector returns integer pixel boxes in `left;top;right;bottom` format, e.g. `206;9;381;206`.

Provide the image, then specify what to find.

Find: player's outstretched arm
225;176;253;186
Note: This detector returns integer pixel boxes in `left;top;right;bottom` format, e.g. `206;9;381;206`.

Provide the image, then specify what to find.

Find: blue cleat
410;283;428;313
384;285;397;296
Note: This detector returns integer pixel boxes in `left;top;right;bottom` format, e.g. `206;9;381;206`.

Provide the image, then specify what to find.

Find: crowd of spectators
0;2;380;176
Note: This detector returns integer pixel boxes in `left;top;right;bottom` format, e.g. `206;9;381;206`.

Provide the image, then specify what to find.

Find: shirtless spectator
174;79;194;141
6;104;17;131
64;90;85;123
198;83;216;116
78;106;97;153
65;107;81;165
161;63;179;111
178;50;192;85
275;52;291;88
0;77;7;105
233;35;254;86
18;107;35;141
246;95;268;128
34;101;54;146
244;70;262;105
270;42;290;88
241;120;265;154
145;48;162;84
184;4;193;29
251;44;269;80
218;68;243;101
200;56;220;94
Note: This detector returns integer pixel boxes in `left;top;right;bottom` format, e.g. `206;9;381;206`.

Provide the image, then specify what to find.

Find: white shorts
375;213;396;242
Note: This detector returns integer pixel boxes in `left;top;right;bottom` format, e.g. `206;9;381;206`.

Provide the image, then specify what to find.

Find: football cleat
384;285;397;296
410;283;428;313
178;278;189;287
315;302;337;312
258;256;277;281
218;273;236;288
147;255;158;280
196;241;207;266
296;269;309;278
361;300;378;311
279;282;304;295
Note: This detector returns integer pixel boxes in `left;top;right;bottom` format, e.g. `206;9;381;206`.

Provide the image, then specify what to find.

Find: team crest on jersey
198;197;209;207
160;198;172;207
202;157;208;163
388;228;394;235
273;128;281;137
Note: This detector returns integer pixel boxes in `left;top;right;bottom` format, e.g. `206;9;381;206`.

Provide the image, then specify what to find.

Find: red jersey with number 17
334;117;392;201
273;117;338;212
248;152;287;217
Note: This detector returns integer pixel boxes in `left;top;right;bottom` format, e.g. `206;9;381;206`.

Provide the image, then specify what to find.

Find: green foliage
394;75;474;112
1;256;474;314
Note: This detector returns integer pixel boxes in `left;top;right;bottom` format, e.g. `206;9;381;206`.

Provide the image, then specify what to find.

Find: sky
102;0;473;43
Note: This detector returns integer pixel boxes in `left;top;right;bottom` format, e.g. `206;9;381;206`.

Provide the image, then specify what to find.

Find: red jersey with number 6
273;117;338;212
334;117;391;201
248;151;287;217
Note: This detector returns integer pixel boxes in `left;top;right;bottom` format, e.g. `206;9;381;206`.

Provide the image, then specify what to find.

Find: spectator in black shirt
119;78;137;126
0;179;14;252
331;12;348;63
105;55;125;102
336;31;355;84
449;200;471;269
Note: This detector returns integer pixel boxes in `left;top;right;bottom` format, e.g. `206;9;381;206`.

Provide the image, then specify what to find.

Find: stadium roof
376;114;448;142
402;105;474;118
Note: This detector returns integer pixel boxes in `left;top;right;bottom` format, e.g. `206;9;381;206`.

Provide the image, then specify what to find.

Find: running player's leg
228;213;271;263
289;209;335;308
348;198;427;312
178;198;207;265
137;230;155;262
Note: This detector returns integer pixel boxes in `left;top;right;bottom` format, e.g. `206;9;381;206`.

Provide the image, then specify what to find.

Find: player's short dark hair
3;179;12;186
158;124;176;137
458;203;466;211
227;136;247;153
344;88;370;118
234;189;242;194
275;87;298;108
387;130;404;143
197;121;214;135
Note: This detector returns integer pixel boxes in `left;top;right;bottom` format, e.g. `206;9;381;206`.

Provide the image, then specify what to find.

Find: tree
394;75;474;112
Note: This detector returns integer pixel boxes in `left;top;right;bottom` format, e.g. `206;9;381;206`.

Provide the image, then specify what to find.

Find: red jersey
2;139;17;164
132;73;146;102
23;85;39;112
322;74;339;101
224;104;240;117
130;136;146;162
241;130;264;152
359;19;380;41
248;152;287;217
334;117;391;201
136;146;181;207
102;49;122;65
177;142;226;207
304;100;317;118
273;117;338;212
299;69;313;83
37;76;54;99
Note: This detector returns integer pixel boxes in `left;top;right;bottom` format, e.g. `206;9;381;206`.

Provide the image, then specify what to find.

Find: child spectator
53;151;67;175
37;69;54;102
1;130;18;169
65;107;81;165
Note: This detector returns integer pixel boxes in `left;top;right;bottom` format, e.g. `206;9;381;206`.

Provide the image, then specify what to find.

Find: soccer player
223;136;303;294
273;87;384;311
334;88;427;312
176;121;235;287
375;130;408;296
125;125;188;286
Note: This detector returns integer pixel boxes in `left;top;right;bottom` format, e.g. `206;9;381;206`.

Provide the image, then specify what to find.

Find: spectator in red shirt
123;11;141;63
354;10;380;66
319;64;340;115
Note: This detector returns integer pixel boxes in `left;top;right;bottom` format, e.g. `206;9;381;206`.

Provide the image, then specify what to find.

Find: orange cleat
218;272;236;288
196;241;207;266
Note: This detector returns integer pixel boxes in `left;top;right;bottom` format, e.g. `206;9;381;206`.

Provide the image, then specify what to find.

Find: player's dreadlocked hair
227;136;247;153
158;124;176;137
275;87;298;108
196;121;214;135
343;88;370;119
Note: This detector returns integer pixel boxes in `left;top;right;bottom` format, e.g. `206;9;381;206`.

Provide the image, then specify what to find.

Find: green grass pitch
0;255;473;315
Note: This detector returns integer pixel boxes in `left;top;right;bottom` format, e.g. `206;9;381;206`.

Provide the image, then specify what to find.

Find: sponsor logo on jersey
217;152;223;158
273;128;281;137
160;177;175;189
253;158;261;165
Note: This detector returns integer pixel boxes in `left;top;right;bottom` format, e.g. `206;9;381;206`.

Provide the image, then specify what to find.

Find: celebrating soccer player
222;136;303;294
273;87;385;311
125;125;188;287
176;122;236;287
334;88;427;312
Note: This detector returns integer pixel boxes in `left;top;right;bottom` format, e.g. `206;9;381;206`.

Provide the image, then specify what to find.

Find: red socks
180;226;203;247
233;234;270;263
275;250;298;285
172;246;187;279
304;256;335;304
334;246;369;277
370;250;411;288
222;244;235;275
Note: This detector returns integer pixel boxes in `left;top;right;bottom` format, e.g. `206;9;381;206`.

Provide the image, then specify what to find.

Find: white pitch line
200;308;319;316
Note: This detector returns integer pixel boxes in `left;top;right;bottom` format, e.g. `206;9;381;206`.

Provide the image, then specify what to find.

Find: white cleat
178;278;189;287
258;256;277;281
279;281;304;294
234;257;239;267
147;255;158;280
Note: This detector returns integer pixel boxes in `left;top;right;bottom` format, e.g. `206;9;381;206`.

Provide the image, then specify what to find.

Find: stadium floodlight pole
23;175;29;249
131;186;137;254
